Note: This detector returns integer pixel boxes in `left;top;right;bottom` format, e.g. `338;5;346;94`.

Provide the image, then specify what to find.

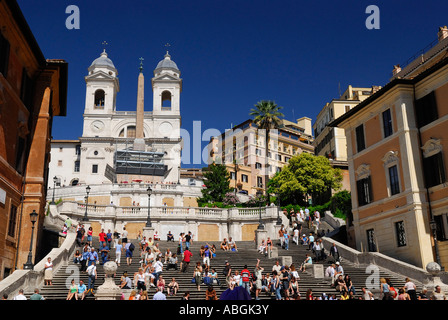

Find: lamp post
430;219;442;268
82;185;91;221
146;186;152;227
50;176;57;205
276;193;282;225
256;190;264;230
23;210;39;270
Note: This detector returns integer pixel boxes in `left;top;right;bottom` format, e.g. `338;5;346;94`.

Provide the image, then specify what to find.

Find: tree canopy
267;152;343;206
249;100;284;199
198;162;231;204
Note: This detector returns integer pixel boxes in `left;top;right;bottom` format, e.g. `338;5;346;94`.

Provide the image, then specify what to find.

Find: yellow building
330;26;448;269
208;118;314;196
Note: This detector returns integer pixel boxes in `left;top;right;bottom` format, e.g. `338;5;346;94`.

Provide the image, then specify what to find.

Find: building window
74;161;80;172
345;105;350;113
58;160;63;167
75;145;81;155
388;165;400;195
434;214;448;241
55;177;62;187
94;89;105;108
161;90;172;109
395;221;407;247
230;172;236;180
255;149;262;156
357;176;372;206
20;68;33;112
255;162;262;169
188;178;196;186
257;176;263;188
241;174;248;183
92;164;98;174
355;124;365;152
366;228;376;252
382;109;393;137
423;152;445;188
415;91;438;128
7;204;17;238
0;31;10;77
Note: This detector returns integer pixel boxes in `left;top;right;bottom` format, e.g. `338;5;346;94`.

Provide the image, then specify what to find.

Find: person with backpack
86;263;97;294
125;241;135;266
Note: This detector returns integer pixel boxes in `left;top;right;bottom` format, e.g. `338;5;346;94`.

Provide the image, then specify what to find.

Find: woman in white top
44;257;53;286
403;277;417;300
135;268;146;291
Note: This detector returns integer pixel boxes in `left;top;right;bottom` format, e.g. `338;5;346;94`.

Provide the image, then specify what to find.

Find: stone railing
57;201;280;220
0;231;77;299
320;236;448;288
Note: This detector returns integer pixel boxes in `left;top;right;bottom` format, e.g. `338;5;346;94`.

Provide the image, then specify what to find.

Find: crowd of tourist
5;213;448;301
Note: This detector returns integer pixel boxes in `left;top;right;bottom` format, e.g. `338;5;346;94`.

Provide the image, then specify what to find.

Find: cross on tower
139;57;144;72
165;43;171;54
102;41;108;52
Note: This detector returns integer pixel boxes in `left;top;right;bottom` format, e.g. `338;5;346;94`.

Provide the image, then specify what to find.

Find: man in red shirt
181;248;193;273
99;229;107;247
241;265;251;295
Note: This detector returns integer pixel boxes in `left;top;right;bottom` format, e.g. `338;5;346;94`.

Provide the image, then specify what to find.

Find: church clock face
91;120;105;133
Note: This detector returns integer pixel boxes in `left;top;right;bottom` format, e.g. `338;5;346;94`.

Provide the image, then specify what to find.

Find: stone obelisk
133;58;145;151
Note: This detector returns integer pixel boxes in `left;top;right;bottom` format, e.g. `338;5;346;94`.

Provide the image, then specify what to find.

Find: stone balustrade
55;201;285;241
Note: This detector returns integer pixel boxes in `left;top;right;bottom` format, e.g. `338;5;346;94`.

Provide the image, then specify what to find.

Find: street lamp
23;210;39;270
50;176;57;205
146;186;152;227
256;190;264;230
430;219;442;267
276;193;282;225
82;185;91;221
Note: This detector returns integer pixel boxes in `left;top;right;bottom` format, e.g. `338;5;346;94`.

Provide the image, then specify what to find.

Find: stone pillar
423;262;448;297
309;264;324;279
142;226;155;240
95;261;122;300
133;71;145;151
255;229;268;249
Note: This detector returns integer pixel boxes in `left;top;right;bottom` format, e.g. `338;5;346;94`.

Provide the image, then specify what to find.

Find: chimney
133;69;146;151
438;26;448;42
392;64;401;77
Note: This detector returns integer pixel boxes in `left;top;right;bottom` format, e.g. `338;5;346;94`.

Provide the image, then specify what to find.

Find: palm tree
249;100;284;202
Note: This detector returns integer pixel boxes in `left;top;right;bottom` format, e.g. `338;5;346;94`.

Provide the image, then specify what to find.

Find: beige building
208;118;314;196
313;85;380;235
314;85;380;162
330;26;448;269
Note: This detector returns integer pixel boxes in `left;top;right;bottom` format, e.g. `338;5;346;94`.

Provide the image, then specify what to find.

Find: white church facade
46;50;285;242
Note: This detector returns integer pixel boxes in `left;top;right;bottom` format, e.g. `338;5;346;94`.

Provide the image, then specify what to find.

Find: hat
336;262;340;265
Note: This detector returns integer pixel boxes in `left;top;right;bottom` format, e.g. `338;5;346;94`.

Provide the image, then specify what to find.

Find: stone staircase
28;225;423;300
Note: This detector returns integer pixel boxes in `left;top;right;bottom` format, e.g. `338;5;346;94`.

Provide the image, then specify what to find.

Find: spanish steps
26;221;423;300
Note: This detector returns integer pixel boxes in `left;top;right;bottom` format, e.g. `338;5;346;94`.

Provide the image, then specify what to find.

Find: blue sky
18;0;448;167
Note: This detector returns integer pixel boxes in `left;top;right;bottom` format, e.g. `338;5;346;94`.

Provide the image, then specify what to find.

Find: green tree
268;152;343;206
249;100;284;200
198;162;231;204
